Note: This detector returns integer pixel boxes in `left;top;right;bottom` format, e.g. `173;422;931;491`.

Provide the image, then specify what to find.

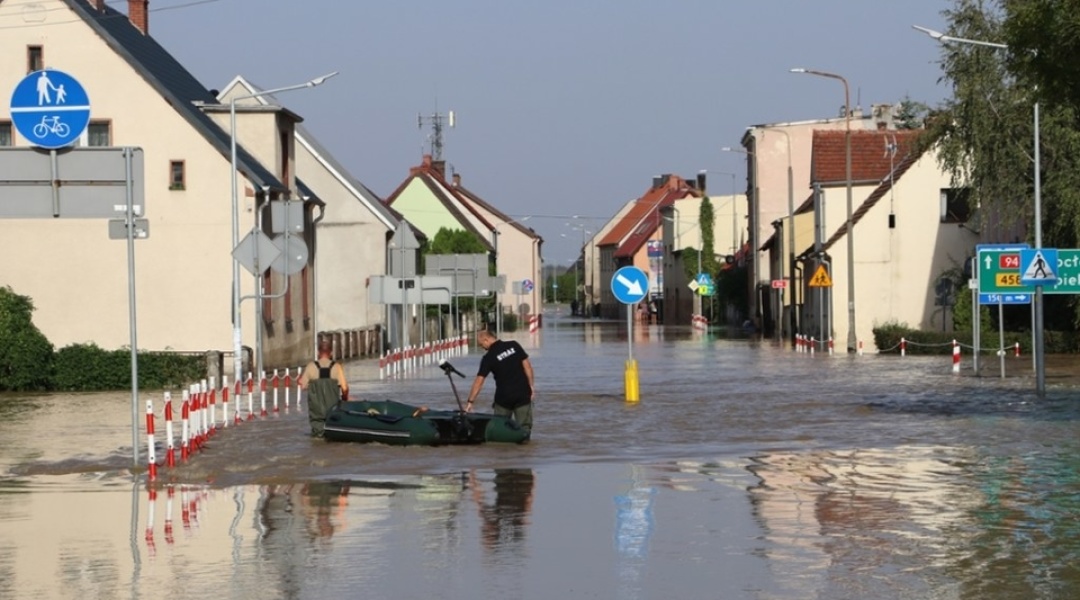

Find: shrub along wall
873;323;1080;355
53;343;204;392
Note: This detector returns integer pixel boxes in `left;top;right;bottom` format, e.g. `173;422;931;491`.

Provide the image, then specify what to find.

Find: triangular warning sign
1022;250;1056;281
808;265;832;288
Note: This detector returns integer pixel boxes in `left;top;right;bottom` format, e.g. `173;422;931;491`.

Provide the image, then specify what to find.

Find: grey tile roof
65;0;284;190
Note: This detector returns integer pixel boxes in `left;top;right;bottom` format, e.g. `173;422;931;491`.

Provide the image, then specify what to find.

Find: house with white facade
778;129;977;352
0;0;340;374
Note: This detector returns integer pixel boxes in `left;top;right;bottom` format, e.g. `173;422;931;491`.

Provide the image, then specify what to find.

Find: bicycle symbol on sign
32;115;70;139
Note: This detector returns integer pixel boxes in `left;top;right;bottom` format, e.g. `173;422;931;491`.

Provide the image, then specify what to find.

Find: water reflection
470;468;535;555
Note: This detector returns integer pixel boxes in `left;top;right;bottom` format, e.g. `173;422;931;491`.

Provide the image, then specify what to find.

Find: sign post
611;266;649;402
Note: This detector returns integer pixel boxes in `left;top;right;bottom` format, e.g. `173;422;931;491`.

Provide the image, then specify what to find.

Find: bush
873;322;1080;355
0;286;54;391
53;343;205;392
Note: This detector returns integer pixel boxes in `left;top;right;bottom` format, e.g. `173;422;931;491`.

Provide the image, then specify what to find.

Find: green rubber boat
322;399;529;445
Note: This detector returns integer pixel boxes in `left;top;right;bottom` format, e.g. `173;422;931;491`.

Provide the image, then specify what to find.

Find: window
0;121;12;146
169;160;185;190
27;46;43;73
87;121;110;146
940;188;972;224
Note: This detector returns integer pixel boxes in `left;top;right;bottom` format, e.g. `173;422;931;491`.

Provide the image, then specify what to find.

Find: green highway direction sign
978;248;1080;295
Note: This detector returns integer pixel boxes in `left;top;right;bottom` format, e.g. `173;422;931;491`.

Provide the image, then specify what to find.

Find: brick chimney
430;159;446;179
452;173;461;187
409;154;433;177
128;0;148;35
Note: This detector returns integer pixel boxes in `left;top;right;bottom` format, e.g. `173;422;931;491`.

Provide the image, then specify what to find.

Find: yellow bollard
624;359;639;403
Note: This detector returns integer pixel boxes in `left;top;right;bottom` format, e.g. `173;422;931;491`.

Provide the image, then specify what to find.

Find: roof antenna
417;104;455;160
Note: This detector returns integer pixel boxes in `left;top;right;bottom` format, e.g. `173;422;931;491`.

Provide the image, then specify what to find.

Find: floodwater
3;314;1080;599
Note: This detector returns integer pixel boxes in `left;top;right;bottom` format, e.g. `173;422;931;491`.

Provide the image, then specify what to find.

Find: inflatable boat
320;360;529;446
322;399;529;445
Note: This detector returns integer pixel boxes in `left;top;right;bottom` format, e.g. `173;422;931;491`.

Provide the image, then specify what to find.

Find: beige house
766;129;977;352
0;0;328;374
384;156;543;326
736;107;896;330
216;77;399;342
594;175;699;319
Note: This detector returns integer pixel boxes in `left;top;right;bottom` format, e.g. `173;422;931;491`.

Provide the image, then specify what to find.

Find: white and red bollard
180;391;190;461
952;339;961;374
260;371;268;417
809;337;816;355
246;371;255;421
221;375;230;427
272;369;280;413
828;337;834;356
164;392;175;468
1015;342;1021;357
145;399;157;481
284;368;293;411
900;337;907;357
295;366;303;408
858;340;864;356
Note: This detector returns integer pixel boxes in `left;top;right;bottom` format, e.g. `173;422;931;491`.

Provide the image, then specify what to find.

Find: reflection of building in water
745;445;978;598
470;468;535;553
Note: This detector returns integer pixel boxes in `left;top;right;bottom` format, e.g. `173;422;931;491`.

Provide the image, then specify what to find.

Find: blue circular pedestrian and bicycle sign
10;69;90;149
522;278;534;293
611;266;649;305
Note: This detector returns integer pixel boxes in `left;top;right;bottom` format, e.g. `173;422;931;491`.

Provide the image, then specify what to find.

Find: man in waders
299;338;349;437
465;329;534;437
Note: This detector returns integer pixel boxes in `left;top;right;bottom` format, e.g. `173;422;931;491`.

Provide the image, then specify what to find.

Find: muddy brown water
2;318;1080;599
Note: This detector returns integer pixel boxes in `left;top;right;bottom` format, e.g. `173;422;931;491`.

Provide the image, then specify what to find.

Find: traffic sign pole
611;266;648;403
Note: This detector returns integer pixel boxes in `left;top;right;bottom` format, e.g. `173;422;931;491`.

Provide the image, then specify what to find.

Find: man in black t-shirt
465;329;534;435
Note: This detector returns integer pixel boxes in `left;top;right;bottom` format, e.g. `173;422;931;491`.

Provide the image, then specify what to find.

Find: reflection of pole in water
614;466;655;598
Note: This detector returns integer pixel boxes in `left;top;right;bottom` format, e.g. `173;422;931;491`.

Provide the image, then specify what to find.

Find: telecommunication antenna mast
418;109;455;160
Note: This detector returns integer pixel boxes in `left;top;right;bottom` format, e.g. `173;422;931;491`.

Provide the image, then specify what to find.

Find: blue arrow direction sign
10;70;90;149
611;266;649;305
979;293;1032;305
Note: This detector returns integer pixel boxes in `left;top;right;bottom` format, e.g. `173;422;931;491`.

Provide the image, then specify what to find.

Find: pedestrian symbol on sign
808;265;832;288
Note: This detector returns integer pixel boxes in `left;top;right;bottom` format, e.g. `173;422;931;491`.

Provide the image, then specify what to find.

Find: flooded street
3;315;1080;599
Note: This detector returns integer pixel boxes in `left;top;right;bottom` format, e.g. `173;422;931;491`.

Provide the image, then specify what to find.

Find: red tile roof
598;175;698;259
811;130;923;185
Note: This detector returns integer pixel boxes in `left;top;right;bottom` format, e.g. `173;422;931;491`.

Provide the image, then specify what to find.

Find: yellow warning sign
808;265;832;288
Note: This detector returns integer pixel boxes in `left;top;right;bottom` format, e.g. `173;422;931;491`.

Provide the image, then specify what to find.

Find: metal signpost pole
125;147;140;467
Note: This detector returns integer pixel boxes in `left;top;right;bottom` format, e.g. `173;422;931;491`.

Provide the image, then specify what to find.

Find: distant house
384;156;542;328
0;0;320;374
775;129;977;351
594;175;699;319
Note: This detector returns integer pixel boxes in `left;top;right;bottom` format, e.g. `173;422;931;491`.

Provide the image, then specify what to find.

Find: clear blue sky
148;0;954;263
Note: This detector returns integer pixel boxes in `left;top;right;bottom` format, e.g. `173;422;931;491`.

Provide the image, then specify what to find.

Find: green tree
0;286;54;391
895;96;930;130
934;0;1080;327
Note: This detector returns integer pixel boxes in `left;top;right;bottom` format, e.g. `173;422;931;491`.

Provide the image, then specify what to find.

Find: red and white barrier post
828;337;834;356
259;371;268;417
952;339;961;374
1015;342;1021;357
246;371;255;421
295;366;303;408
200;379;209;441
145;399;157;481
164;392;175;468
272;369;280;413
180;390;190;461
283;368;292;412
207;376;217;433
809;337;816;355
234;376;242;425
221;375;230;427
900;337;907;357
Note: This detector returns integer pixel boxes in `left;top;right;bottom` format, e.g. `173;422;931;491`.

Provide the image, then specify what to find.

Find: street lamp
790;67;855;353
913;25;1046;395
229;72;337;380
